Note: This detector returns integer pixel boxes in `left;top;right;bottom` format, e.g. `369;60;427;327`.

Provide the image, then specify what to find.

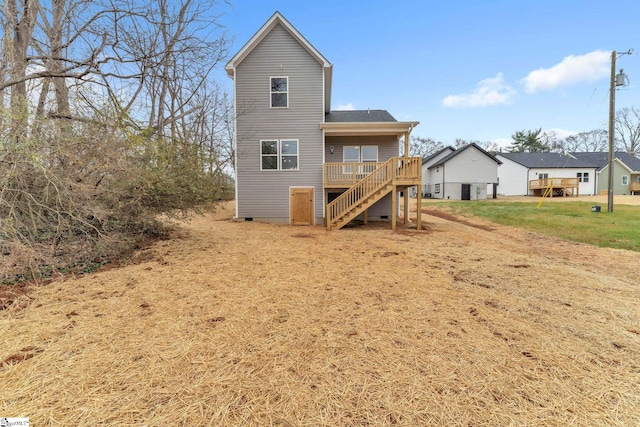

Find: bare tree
562;129;608;152
3;0;38;132
615;106;640;156
453;138;495;151
0;0;235;283
410;136;444;157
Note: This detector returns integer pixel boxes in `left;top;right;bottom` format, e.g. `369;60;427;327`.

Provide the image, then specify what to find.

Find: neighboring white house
496;151;640;196
422;143;501;200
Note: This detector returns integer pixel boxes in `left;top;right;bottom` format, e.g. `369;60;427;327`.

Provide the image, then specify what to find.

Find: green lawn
429;200;640;252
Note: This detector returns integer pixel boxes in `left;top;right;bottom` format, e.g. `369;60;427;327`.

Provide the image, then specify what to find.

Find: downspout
232;67;239;219
442;164;445;199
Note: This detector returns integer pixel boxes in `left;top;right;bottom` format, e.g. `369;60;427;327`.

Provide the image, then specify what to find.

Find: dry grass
1;200;639;426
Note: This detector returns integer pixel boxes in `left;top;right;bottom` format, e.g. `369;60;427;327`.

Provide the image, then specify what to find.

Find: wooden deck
325;157;422;230
630;182;640;195
529;178;579;197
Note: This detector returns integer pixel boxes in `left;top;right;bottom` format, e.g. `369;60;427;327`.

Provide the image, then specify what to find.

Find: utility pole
607;49;632;213
607;51;616;213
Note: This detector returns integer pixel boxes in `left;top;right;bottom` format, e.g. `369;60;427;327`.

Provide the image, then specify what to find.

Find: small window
270;77;288;108
343;146;360;163
261;140;278;170
622;175;629;185
361;146;378;162
281;140;298;170
435;183;441;194
577;172;589;183
260;139;298;171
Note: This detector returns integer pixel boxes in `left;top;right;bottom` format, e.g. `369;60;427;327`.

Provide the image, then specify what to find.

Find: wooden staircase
326;157;420;230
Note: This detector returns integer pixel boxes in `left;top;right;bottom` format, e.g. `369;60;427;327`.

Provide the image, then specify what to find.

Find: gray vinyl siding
235;23;325;223
325;135;399;219
598;163;633;195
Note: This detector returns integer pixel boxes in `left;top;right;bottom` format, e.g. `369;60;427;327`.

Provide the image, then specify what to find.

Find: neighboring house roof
421;146;455;165
224;11;333;113
498;151;640;171
321;110;418;137
571;151;640;172
325;110;396;122
497;152;594;168
429;143;502;169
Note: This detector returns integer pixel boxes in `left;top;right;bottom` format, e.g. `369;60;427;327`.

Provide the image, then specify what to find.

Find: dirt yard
1;198;639;426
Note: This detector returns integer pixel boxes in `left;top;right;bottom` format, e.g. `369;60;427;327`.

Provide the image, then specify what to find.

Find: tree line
1;0;235;283
411;106;640;156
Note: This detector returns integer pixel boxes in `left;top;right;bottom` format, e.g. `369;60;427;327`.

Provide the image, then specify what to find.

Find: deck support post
416;184;422;230
403;190;409;224
391;187;397;231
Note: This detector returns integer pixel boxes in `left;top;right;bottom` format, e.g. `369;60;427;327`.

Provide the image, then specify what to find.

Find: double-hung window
270;77;288;108
261;139;298;171
343;145;378;175
577;172;589;183
622;175;629;185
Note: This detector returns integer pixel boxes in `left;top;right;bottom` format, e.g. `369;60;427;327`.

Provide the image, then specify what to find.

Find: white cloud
545;128;578;141
521;50;610;93
442;73;515;108
492;137;512;149
335;102;355;110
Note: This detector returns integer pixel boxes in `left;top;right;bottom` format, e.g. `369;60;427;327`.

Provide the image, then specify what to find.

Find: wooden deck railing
326;157;421;229
630;181;640;194
529;178;579;190
324;158;421;187
324;162;384;187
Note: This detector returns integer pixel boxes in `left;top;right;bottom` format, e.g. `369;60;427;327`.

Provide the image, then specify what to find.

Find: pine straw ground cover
1;199;639;426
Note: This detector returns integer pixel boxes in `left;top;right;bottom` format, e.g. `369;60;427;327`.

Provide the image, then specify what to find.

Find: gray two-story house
225;12;421;230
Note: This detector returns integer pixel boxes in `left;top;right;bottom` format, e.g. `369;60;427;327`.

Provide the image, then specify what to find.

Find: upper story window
577;172;589;183
270;77;288;108
261;139;298;171
343;145;378;175
343;146;378;162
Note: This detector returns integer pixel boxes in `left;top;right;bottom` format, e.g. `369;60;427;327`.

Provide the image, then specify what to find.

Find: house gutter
442;164;445;199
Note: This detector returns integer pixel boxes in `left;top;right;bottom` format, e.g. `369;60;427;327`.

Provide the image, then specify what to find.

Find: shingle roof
422;146;455;165
497;152;595;168
325;110;396;123
429;143;502;168
571;151;640;172
498;151;640;171
618;152;640;171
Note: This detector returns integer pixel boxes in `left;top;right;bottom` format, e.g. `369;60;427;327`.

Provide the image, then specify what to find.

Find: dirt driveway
1;199;638;425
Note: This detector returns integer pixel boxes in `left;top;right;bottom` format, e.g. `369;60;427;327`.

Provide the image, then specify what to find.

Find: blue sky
218;0;639;148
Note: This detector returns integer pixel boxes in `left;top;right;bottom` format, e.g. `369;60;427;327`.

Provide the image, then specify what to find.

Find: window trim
270;76;288;108
622;175;629;185
577;172;589;183
280;139;299;171
260;139;299;171
342;145;379;163
343;145;378;175
361;145;379;163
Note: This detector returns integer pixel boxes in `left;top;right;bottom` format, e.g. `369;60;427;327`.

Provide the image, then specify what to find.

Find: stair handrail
327;158;394;229
326;157;421;229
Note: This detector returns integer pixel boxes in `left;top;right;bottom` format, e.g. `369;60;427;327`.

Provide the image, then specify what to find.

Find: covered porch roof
321;110;418;139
